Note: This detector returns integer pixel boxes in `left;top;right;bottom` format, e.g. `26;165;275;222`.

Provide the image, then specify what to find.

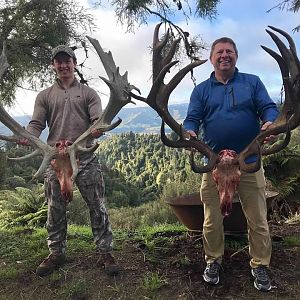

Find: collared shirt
27;78;102;146
183;69;279;154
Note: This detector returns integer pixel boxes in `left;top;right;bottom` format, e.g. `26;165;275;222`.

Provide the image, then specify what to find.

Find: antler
0;105;59;178
237;26;300;172
67;36;139;179
129;23;219;172
0;42;59;178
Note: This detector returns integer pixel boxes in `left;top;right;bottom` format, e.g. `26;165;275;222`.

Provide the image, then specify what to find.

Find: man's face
210;42;237;73
52;53;76;80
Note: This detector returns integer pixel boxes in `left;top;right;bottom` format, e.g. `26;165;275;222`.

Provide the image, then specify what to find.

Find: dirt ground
0;223;300;300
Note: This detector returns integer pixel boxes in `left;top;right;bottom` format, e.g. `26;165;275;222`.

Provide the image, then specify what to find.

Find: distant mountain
111;103;189;134
0;103;189;139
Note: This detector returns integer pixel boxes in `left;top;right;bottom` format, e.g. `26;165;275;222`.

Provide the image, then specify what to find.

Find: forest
0;130;299;229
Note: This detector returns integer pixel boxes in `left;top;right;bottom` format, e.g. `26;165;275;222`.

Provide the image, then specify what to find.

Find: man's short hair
210;37;238;58
51;45;77;62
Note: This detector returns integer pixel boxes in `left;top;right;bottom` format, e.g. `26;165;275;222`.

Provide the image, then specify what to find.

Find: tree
93;0;221;60
267;0;300;31
0;0;95;104
94;0;220;30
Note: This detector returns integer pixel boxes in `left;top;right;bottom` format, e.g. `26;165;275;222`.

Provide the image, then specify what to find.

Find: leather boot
36;253;66;277
98;252;120;276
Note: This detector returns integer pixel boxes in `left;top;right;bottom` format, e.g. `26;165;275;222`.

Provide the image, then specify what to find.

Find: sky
8;0;300;117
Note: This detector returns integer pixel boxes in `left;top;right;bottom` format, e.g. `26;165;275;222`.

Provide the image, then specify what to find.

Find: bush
0;184;46;228
109;197;178;231
5;176;26;189
160;171;202;199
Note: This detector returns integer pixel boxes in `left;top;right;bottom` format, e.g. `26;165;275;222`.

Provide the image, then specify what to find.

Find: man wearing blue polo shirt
183;37;279;292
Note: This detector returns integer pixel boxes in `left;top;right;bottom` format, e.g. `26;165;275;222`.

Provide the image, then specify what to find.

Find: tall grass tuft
109;196;179;231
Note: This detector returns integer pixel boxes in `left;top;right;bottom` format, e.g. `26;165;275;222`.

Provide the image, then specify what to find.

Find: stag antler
129;23;219;172
67;36;139;179
237;26;300;173
0;42;60;178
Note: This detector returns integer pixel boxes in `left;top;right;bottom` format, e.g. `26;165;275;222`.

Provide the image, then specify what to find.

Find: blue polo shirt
183;69;279;154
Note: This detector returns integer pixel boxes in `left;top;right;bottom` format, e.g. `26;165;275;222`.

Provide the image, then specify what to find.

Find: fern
264;144;300;199
0;184;47;228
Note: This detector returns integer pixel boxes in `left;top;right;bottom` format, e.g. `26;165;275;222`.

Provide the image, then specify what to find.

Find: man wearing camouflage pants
20;45;119;277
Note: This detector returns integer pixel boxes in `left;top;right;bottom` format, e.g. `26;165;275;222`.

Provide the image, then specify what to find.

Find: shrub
109;197;178;231
0;184;47;228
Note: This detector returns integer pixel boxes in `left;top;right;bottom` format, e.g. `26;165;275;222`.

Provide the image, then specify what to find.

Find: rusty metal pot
165;191;278;234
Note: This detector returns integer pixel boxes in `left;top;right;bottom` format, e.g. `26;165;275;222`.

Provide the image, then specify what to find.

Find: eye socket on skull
65;140;73;147
218;149;237;158
55;140;73;149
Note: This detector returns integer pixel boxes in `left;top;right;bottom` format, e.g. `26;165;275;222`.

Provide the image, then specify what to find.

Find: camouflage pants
44;155;113;254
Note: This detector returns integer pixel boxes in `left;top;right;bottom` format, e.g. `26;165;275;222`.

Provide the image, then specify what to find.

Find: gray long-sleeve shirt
27;78;102;147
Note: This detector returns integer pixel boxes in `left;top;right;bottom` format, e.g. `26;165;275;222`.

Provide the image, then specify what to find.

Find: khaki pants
200;167;272;268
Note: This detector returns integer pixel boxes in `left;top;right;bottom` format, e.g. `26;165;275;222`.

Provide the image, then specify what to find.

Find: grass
132;223;186;253
0;222;186;281
0;222;185;299
0;225;95;281
0;267;20;280
284;236;300;247
58;278;90;299
108;197;179;231
225;235;248;251
1;221;300;300
142;271;168;292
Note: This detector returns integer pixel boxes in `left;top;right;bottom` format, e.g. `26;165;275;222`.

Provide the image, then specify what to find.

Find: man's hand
183;130;197;140
17;138;31;146
261;121;276;144
90;128;104;139
183;130;197;152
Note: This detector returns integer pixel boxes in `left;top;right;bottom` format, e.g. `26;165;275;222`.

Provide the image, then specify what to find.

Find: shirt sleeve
254;77;279;123
26;91;47;138
183;86;204;133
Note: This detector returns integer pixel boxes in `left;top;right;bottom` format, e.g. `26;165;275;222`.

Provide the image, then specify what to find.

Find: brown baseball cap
51;45;76;60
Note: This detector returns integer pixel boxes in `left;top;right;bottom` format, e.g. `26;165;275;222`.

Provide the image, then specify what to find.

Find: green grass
1;221;299;300
0;227;47;280
284;236;300;247
0;266;20;280
0;227;47;259
137;223;186;240
225;235;248;251
0;222;187;281
108;197;179;230
131;223;186;254
142;271;168;292
0;226;98;281
58;278;90;299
